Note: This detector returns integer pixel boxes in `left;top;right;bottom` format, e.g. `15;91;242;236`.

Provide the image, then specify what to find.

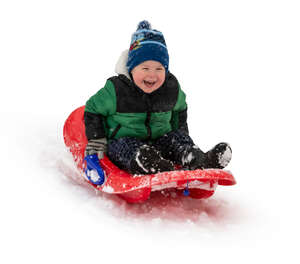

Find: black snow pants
107;129;195;172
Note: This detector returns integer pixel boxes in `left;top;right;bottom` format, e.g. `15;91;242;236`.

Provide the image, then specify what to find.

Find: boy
84;21;232;184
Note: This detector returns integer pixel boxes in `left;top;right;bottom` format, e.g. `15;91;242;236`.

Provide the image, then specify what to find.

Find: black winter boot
181;145;207;170
153;129;196;164
181;143;232;170
204;143;232;169
129;145;174;175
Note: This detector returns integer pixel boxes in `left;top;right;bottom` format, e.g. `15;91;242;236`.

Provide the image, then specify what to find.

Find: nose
147;69;156;79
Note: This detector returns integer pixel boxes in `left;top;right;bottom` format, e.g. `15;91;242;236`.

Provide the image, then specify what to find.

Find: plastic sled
63;106;236;203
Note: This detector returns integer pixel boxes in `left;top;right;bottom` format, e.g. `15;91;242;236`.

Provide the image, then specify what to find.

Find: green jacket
84;73;188;142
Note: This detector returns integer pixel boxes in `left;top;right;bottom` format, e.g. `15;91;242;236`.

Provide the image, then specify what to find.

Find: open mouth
143;80;156;88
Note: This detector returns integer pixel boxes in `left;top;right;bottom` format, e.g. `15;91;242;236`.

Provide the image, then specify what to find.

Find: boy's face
131;60;166;93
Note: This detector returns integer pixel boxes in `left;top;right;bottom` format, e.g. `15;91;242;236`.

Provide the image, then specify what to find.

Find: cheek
158;72;166;84
137;77;146;86
132;73;144;85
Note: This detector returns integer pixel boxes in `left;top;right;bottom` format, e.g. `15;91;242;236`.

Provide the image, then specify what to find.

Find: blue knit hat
126;21;169;73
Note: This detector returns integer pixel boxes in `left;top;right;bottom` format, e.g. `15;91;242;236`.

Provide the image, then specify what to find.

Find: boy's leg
107;137;143;171
153;130;232;169
107;137;173;174
153;130;206;169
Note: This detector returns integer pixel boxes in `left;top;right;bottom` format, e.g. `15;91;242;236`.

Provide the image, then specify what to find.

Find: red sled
63;106;236;203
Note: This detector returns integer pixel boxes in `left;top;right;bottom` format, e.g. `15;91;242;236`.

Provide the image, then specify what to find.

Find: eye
142;67;149;71
156;67;164;71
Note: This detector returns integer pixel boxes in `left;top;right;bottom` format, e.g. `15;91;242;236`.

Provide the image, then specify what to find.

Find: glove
84;154;105;185
84;138;107;185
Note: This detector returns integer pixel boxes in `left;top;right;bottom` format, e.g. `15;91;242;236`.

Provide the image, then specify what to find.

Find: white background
1;0;300;263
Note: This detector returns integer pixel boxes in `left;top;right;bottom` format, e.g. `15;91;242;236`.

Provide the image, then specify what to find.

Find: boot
129;145;174;174
181;145;207;170
204;142;232;169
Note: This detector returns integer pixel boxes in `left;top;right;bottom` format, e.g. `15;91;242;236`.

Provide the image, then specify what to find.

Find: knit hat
126;21;169;73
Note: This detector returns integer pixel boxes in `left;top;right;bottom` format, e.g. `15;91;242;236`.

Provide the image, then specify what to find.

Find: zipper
110;124;121;139
145;111;152;140
143;94;152;140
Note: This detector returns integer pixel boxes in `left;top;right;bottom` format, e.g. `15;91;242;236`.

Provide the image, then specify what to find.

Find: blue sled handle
84;154;105;185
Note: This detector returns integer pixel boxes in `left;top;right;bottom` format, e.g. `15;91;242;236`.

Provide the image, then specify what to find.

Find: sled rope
183;180;190;196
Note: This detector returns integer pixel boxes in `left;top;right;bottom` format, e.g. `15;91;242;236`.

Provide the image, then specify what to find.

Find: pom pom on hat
126;20;169;73
137;20;152;30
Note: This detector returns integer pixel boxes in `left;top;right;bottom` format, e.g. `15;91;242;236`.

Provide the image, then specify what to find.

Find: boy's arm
84;111;107;159
84;80;116;157
84;111;106;140
176;107;188;134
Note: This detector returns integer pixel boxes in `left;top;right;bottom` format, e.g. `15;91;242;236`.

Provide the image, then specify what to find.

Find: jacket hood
115;50;131;79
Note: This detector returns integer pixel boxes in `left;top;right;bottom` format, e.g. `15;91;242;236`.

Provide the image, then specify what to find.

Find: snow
218;145;232;167
1;1;300;264
151;181;178;191
135;148;150;173
188;180;217;191
102;185;114;194
151;180;217;192
88;169;100;182
182;151;194;165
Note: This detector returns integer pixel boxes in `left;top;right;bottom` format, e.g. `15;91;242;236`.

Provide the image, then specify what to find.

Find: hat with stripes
126;21;169;73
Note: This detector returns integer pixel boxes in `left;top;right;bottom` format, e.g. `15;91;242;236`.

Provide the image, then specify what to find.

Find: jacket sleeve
84;80;116;140
171;83;189;134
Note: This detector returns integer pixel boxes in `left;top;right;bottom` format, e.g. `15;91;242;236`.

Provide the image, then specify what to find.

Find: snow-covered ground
1;1;300;263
